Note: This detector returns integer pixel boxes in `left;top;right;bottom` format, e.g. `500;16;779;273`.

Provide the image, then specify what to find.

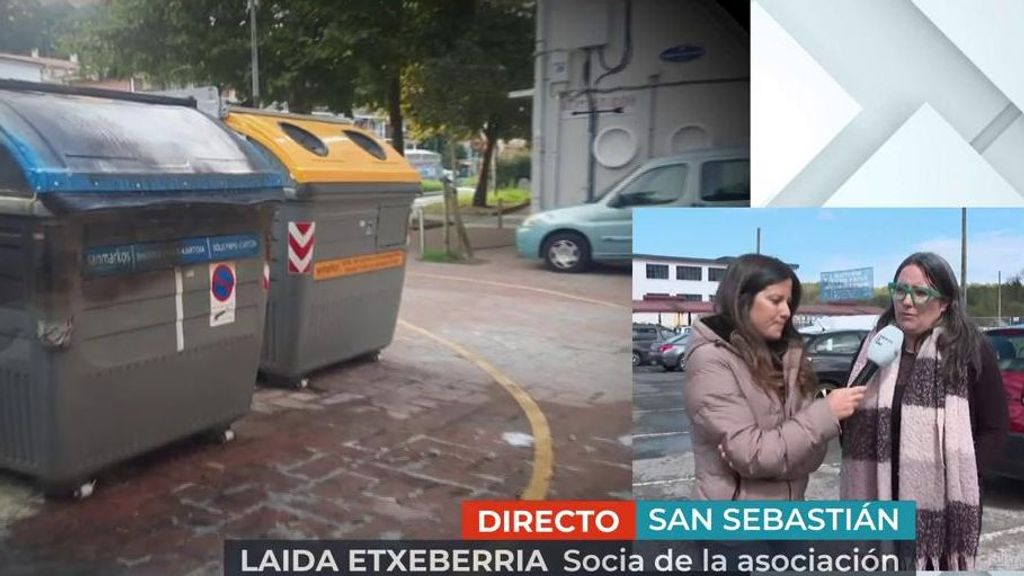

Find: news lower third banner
224;500;918;575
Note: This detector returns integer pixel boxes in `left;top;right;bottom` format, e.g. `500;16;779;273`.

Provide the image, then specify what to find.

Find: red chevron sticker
287;221;316;274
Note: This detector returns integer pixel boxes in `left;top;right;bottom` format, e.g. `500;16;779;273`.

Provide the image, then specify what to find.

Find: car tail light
659;344;674;353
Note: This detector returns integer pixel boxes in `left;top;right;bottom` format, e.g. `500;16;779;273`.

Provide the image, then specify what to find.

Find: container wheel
217;428;236;444
73;480;96;500
295;377;310;390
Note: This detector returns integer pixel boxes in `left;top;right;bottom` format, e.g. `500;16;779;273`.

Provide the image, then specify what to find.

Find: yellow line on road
407;272;624;309
398;319;553;500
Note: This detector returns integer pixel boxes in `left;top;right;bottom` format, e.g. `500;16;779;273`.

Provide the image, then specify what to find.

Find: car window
812;332;863;354
987;333;1024;371
633;327;655;339
615;164;687;208
667;333;689;344
700;159;749;202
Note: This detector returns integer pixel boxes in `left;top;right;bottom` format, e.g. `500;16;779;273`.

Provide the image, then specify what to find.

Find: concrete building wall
532;0;749;211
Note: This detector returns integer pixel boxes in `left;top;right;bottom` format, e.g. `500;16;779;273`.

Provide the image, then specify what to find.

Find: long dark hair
714;254;817;397
876;252;982;389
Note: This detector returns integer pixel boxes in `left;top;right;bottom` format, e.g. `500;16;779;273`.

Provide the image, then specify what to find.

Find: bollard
497;197;504;229
417;205;425;258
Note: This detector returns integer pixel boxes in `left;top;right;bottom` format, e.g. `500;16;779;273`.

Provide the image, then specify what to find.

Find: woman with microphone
683;254;866;501
841;252;1008;570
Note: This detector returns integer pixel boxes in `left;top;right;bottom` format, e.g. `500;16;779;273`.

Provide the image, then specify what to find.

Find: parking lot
632;365;1024;570
0;235;631;575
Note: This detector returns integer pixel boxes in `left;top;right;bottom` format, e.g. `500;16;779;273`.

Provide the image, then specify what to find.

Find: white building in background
529;0;749;211
632;254;731;302
0;51;79;83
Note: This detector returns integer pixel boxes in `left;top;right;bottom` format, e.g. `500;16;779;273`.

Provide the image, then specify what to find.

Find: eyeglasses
887;282;943;307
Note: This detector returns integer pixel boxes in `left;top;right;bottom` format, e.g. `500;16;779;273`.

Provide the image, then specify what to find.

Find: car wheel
542;231;591;273
632;351;641;367
677;356;686;371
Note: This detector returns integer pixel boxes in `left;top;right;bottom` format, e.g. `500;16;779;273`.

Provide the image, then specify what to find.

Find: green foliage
63;0;383;111
421;179;443;193
0;0;80;57
421;186;529;215
965;278;1024;319
62;0;535;160
496;153;530;188
403;0;532;140
401;0;534;206
802;279;1024;319
420;248;464;263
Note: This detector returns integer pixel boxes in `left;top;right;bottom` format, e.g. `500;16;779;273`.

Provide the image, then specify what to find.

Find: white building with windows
633;254;731;302
633;253;731;327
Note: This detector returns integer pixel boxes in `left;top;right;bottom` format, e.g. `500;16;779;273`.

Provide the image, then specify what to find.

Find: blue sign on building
821;267;874;302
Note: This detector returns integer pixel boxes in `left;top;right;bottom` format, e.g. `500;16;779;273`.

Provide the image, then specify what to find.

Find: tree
63;0;536;169
403;0;533;206
64;0;357;113
313;1;472;154
1;0;81;57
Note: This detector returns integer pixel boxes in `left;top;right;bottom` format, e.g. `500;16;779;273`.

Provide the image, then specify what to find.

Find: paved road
0;236;631;575
632;365;1024;570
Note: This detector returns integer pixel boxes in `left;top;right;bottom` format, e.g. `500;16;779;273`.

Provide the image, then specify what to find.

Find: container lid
0;83;286;210
224;107;420;189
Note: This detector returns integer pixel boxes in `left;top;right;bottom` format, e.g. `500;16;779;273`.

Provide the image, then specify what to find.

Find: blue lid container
0;82;286;212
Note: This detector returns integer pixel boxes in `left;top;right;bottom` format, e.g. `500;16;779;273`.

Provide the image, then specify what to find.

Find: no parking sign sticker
210;262;237;327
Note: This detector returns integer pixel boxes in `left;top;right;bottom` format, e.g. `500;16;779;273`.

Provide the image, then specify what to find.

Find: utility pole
249;0;260;107
756;227;761;255
998;270;1003;326
960;208;967;296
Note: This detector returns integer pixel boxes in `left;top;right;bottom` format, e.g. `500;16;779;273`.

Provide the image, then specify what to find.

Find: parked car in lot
516;148;749;272
983;327;1024;480
650;332;690;371
802;329;869;398
632;323;675;367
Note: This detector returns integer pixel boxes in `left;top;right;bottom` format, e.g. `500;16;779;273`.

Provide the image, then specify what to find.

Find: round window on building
593;126;637;168
669;125;711;153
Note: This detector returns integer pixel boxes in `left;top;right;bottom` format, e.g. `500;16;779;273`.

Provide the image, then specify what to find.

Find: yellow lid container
224;107;420;187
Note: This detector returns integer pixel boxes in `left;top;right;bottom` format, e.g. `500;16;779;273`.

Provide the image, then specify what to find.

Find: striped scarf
840;327;980;570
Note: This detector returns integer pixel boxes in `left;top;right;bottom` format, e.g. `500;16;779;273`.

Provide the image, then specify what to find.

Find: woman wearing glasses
684;254;866;502
841;252;1008;570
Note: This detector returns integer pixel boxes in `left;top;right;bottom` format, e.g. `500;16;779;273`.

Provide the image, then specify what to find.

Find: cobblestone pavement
0;237;631;575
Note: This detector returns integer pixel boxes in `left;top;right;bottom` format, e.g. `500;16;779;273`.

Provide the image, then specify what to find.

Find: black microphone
849;325;904;387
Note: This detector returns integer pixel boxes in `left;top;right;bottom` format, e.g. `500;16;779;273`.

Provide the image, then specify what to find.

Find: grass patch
419;248;465;263
421;179;443;193
421;187;530;215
